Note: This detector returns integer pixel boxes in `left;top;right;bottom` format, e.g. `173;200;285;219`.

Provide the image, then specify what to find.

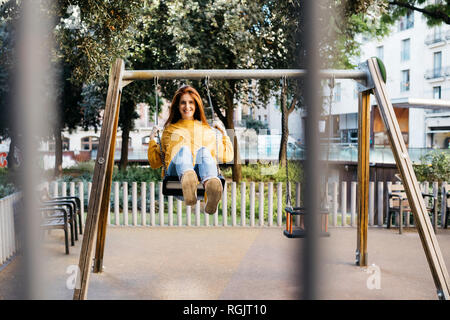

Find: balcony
424;68;446;80
425;33;445;46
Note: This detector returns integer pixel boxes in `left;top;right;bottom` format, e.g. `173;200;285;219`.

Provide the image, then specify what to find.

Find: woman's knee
173;146;193;164
195;147;214;164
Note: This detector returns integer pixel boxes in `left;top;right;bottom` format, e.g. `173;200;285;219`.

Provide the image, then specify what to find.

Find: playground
1;226;449;300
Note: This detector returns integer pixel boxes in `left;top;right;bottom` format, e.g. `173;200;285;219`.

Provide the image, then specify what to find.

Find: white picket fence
0;179;448;267
42;180;449;229
0;192;21;266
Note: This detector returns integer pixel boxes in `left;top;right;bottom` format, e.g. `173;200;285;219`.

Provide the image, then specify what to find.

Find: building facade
329;8;450;149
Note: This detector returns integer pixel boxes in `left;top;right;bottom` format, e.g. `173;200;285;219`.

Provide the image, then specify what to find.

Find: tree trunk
54;127;63;177
279;109;289;167
224;88;241;183
119;125;130;172
6;134;18;171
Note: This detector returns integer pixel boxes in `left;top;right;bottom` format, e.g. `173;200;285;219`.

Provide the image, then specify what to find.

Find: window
116;137;132;150
401;70;410;92
433;86;441;99
401;39;410;61
142;135;150;145
48;137;70;152
81;136;99;151
433;51;442;77
376;46;384;61
399;10;414;31
334;82;341;102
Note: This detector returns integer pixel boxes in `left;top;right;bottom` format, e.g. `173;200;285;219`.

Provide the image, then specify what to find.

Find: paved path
1;227;449;299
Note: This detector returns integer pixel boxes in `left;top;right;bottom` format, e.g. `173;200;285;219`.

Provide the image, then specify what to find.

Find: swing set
72;58;450;300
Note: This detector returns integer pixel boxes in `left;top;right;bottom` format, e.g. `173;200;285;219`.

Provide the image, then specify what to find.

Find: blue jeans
167;146;218;184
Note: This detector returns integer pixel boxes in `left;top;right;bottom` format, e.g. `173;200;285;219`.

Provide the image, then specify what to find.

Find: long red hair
164;85;209;127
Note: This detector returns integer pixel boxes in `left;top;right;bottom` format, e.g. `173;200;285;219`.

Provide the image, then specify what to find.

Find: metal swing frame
72;58;449;300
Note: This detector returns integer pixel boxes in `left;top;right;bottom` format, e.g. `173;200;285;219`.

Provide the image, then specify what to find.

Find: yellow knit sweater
147;119;234;175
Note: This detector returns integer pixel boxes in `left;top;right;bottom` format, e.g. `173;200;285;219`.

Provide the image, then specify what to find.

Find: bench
444;184;449;229
387;183;436;234
39;207;71;254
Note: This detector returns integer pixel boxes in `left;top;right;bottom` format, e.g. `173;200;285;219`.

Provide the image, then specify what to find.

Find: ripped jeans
166;146;218;184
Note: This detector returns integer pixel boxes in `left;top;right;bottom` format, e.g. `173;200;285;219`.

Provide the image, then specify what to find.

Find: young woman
147;85;234;214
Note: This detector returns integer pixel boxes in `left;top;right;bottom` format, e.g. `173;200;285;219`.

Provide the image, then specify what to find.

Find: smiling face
178;93;196;120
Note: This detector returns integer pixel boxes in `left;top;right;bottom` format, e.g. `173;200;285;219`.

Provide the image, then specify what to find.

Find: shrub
413;150;450;183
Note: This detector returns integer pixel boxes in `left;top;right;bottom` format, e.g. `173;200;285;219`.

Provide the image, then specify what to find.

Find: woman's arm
147;126;165;169
147;139;163;169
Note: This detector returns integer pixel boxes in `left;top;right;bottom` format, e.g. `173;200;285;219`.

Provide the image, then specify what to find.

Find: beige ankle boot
204;177;223;214
181;170;198;206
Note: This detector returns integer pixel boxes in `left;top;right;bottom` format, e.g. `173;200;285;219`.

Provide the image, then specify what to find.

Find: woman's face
179;93;196;120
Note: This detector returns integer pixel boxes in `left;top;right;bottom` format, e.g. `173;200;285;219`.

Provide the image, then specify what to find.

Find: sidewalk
1;227;449;299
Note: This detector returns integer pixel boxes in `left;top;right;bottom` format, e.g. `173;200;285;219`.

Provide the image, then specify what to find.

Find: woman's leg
194;147;218;184
167;146;194;179
194;147;222;214
167;146;198;205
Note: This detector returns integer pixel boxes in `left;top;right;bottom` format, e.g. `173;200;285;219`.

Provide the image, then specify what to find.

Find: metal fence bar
123;69;367;81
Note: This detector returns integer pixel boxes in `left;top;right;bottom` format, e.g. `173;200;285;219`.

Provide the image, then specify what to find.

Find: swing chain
204;76;221;174
154;77;167;176
282;76;292;208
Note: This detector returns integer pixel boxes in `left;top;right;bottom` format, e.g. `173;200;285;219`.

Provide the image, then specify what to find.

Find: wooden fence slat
222;182;228;227
241;182;246;227
78;182;85;226
196;200;201;226
259;182;264;227
332;182;338;227
123;182;128;226
168;195;173;226
177;199;182;226
87;182;92;207
250;182;255;227
369;181;374;226
53;181;58;197
186;205;191;227
377;181;384;227
341;181;347;227
231;182;236;226
268;182;273;227
0;200;4;264
159;182;164;227
350;181;358;227
150;182;155;227
141;182;147;227
277;182;282;227
114;182;120;226
132;182;137;226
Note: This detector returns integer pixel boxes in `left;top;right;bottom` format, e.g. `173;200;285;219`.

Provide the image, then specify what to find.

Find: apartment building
329;9;450;149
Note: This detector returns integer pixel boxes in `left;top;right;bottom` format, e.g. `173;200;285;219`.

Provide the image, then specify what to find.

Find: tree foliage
414;150;450;183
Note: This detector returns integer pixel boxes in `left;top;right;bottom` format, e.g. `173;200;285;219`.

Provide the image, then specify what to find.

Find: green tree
0;0;146;175
414;150;450;183
344;0;450;26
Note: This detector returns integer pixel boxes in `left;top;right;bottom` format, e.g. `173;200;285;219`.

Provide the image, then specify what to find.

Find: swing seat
162;173;226;201
283;206;330;238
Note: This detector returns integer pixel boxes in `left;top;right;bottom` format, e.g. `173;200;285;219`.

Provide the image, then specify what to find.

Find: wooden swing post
73;59;125;300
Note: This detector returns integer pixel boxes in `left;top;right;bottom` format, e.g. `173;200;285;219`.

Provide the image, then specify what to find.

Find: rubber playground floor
1;226;449;300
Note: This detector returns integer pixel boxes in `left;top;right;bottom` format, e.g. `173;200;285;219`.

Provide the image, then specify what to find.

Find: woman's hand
212;120;226;135
149;125;163;140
